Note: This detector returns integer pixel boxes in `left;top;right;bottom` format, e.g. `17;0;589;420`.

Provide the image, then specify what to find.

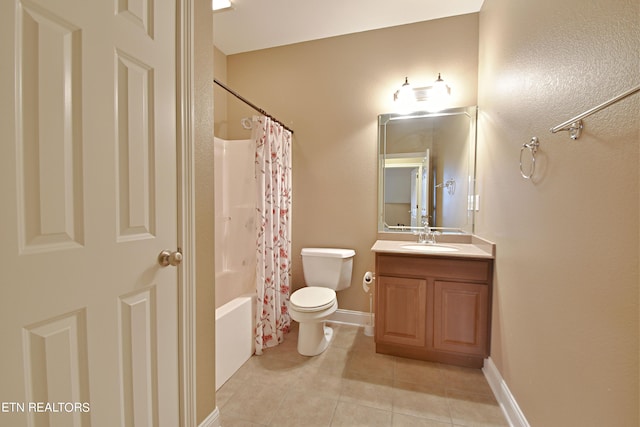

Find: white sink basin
401;244;459;253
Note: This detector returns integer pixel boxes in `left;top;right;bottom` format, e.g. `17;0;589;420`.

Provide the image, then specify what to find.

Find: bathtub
215;295;255;390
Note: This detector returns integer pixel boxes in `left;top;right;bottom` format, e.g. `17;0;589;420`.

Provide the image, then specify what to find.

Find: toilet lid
290;287;336;312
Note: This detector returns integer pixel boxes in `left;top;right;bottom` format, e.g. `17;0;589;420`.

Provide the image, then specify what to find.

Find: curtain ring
240;117;253;130
520;137;539;179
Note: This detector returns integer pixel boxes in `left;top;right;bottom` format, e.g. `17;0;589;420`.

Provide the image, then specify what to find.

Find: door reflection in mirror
378;106;477;234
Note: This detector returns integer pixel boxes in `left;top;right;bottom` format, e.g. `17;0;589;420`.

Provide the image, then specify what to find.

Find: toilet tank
301;248;355;291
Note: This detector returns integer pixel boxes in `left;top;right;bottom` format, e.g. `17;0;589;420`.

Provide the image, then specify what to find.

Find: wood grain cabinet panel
433;281;488;357
375;276;427;347
374;253;493;368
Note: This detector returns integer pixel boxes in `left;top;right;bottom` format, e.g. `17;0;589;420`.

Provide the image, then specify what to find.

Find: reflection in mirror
378;106;477;234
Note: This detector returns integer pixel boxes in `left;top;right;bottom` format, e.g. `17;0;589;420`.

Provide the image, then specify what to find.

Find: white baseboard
328;308;374;327
198;407;221;427
483;357;530;427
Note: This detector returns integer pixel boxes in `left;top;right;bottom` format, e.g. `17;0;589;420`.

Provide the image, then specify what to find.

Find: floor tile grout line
219;323;508;427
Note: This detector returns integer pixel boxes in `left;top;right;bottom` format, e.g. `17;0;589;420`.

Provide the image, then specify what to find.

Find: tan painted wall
214;46;228;139
194;0;216;422
477;0;639;425
214;5;638;424
224;14;479;312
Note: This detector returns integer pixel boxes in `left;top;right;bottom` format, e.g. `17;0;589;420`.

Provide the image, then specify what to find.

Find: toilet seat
290;287;336;313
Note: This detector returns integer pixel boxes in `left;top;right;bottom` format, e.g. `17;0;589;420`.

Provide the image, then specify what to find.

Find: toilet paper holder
362;271;375;337
362;271;374;292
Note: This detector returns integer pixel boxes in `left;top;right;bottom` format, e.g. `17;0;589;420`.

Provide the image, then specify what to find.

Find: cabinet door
376;276;427;347
433;281;489;357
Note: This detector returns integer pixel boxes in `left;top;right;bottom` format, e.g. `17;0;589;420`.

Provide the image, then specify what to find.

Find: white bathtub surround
213;136;259;394
213;137;256;308
253;116;293;354
215;296;256;390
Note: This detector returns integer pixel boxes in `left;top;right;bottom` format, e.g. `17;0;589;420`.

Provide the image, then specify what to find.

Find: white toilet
289;248;355;356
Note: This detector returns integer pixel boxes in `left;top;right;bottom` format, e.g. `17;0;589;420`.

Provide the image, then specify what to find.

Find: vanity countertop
371;236;495;259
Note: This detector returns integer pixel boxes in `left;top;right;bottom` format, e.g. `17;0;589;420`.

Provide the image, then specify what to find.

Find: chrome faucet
417;216;436;244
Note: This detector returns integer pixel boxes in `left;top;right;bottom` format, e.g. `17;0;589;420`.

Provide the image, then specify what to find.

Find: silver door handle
158;249;183;267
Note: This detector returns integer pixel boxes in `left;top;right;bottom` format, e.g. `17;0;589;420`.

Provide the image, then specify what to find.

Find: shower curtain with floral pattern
253;116;292;355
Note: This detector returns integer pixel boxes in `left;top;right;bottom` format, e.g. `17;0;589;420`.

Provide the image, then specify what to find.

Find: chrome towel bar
550;84;640;140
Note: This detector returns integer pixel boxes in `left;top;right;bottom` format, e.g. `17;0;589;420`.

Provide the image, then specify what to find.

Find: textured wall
194;0;215;422
213;46;229;139
224;14;479;312
477;0;639;425
214;3;639;423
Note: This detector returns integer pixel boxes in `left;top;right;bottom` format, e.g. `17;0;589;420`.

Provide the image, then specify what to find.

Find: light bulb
395;77;416;114
212;0;231;10
426;73;450;112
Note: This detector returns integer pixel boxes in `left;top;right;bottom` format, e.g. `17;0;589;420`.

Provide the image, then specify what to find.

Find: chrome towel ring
520;137;539;179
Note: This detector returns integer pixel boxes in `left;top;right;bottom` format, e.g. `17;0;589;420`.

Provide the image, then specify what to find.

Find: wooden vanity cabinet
374;253;493;368
376;276;427;348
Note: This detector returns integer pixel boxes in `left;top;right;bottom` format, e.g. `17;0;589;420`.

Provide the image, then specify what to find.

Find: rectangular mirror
378;106;477;234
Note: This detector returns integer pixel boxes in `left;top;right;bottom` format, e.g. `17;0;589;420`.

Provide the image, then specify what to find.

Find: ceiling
213;0;484;55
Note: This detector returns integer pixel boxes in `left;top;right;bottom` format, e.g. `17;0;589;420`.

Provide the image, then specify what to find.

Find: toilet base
297;322;333;356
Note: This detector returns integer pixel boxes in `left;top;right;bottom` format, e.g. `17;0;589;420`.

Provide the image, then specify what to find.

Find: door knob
158;249;183;267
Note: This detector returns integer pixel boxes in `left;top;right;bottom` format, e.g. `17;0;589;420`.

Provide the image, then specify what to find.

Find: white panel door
0;0;179;426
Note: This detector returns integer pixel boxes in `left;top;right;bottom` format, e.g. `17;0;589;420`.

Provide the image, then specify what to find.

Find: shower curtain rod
213;79;294;134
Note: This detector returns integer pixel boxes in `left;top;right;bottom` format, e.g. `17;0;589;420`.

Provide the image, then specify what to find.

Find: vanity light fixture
393;77;417;114
427;73;452;112
393;73;452;114
212;0;232;11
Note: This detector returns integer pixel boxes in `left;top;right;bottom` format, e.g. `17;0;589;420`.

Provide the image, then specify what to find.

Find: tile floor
217;322;509;427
